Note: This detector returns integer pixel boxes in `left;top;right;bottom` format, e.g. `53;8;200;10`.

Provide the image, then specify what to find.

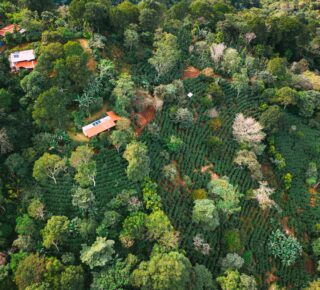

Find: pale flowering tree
222;48;241;75
253;181;276;210
244;32;256;44
210;43;226;64
234;150;262;181
232;113;266;147
193;234;211;255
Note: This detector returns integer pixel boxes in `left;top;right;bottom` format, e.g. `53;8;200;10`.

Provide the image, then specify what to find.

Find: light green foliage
28;198;45;220
273;87;298;109
146;210;173;240
70;145;94;167
192;199;220;231
221;253;244;271
42;216;70;250
216;270;257;290
267;57;287;80
222;48;241;75
297;90;320;117
207;177;242;215
80;237;115;269
154;80;185;104
149;29;181;77
15;214;35;236
234;150;263;181
120;211;147;246
70;145;97;187
72;187;95;212
232;68;249;97
193;264;214;290
306;162;318;186
33;153;66;184
124;27;139;51
175;108;193;128
123;141;150;182
163;163;177;181
268;229;302;266
304;279;320;289
74;160;97;187
131;251;192;290
109;129;133;153
283;172;293;190
166;135;183;153
91;255;137;290
312;238;320;256
142;179;162;211
60;266;84;290
112;73;135;117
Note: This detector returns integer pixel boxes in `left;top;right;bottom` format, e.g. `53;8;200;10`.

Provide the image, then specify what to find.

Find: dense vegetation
1;0;320;289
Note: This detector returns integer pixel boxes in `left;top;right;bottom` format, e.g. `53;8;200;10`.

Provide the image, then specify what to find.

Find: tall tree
123;141;150;182
32;87;69;130
33;153;67;184
80;237;115;269
42;216;70;251
207;177;242;215
112;73;135;117
14;254;46;290
149;29;181;77
131;251;192;290
192;199;220;231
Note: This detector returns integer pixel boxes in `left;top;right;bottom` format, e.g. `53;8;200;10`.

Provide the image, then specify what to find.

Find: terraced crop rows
41;149;135;217
143;76;310;287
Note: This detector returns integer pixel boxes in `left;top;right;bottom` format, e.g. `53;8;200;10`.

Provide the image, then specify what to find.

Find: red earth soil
182;66;201;80
135;106;156;135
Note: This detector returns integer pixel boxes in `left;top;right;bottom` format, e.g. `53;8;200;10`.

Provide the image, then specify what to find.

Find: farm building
0;24;25;37
82;111;121;138
9;49;37;71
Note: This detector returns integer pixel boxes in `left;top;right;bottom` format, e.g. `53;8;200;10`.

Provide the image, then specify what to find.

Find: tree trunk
51;175;57;184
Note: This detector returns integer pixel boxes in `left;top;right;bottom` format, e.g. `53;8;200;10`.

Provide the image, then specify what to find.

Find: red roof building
9;49;36;71
82;111;121;138
0;24;21;37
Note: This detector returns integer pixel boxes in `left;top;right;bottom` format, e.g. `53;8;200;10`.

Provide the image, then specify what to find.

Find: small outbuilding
9;49;37;72
82;111;121;138
0;24;22;37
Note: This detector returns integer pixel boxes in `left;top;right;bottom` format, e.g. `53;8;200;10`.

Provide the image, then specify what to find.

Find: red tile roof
0;24;20;37
107;111;121;121
15;60;37;69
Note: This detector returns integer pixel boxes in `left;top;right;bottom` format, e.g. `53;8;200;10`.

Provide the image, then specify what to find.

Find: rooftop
82;111;121;138
9;49;35;63
0;24;21;37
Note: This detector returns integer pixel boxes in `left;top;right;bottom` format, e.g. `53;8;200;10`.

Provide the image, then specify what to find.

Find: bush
192;189;208;200
312;238;320;256
224;229;242;253
208;118;222;131
268;229;302;266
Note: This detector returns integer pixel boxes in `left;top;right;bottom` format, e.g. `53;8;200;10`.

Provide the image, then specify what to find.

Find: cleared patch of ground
77;38;96;72
182;66;201;80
